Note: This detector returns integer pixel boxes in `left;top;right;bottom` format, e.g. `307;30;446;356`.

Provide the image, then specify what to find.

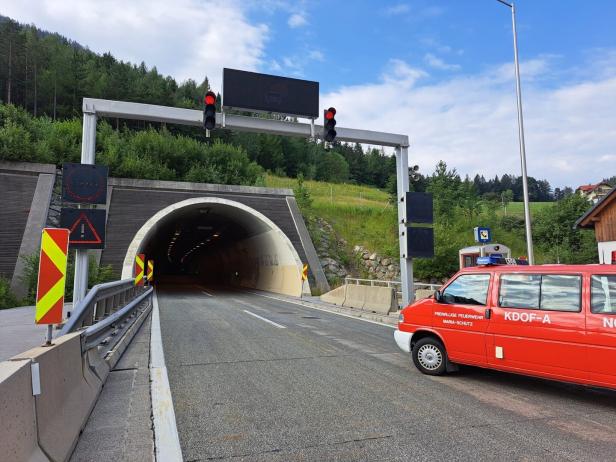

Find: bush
0;277;20;309
20;253;116;306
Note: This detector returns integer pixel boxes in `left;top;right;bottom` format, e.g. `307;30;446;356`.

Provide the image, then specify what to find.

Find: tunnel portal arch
121;197;307;297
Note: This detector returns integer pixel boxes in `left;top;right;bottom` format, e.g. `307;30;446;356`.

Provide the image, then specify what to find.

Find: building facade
576;186;616;264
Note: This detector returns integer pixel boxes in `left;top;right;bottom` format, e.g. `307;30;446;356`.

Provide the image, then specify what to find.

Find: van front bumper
394;329;413;353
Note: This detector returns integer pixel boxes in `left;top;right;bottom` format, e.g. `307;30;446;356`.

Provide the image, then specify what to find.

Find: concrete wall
220;229;304;297
0;162;56;299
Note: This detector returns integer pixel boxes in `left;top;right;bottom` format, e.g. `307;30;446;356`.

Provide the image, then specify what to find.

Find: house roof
575;185;616;229
576;182;612;193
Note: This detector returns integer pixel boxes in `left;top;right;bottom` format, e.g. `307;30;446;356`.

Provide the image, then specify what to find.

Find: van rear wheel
412;337;447;376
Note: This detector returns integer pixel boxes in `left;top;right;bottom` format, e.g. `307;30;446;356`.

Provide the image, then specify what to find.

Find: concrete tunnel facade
0;163;329;298
121;197;307;296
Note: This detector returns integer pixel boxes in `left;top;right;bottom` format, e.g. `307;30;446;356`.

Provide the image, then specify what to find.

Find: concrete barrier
415;289;434;301
12;333;103;462
0;359;48;462
343;284;367;310
362;286;397;315
320;285;347;306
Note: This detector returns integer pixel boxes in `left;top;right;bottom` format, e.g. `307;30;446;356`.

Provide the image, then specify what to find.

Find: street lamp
496;0;535;264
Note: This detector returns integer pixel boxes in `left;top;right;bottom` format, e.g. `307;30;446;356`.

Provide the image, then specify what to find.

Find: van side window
500;274;581;312
499;274;540;309
442;274;490;306
540;275;581;312
591;275;616;314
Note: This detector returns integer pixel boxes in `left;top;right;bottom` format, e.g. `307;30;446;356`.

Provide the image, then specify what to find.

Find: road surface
157;287;616;461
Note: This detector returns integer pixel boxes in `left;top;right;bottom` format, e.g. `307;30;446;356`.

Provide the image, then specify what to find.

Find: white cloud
0;0;269;88
288;13;307;28
384;3;410;16
308;50;324;62
424;53;461;71
323;55;616;188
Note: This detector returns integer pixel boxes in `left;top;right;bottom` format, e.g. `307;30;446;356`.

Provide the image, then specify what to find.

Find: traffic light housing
323;107;336;142
203;91;217;130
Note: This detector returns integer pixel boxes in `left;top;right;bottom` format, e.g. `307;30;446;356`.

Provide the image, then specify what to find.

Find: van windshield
442;274;490;306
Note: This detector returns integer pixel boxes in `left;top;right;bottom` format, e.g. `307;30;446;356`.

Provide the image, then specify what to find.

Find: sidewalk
0;303;73;361
0;306;46;361
70;313;154;462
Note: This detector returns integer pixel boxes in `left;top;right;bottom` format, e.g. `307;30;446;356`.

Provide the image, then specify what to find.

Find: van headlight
398;313;404;323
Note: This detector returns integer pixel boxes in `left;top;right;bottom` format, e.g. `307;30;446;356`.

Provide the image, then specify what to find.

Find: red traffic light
325;107;336;120
204;91;216;106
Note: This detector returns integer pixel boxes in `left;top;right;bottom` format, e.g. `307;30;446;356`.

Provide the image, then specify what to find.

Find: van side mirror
434;290;443;303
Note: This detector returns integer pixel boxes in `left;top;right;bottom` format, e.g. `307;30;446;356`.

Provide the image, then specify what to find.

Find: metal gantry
74;98;415;306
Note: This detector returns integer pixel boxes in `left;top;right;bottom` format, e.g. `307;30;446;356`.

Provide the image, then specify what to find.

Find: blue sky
2;0;615;188
249;1;616;91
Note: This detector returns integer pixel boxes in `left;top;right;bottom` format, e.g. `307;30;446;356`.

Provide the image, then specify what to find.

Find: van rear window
499;274;581;312
591;275;616;314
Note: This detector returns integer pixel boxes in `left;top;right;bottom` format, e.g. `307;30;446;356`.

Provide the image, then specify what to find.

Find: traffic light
323;107;336;142
203;91;217;130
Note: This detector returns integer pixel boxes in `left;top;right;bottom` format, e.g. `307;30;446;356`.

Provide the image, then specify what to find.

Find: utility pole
496;0;534;264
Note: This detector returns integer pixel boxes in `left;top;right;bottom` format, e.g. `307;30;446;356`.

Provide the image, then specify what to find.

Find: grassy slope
500;201;553;218
265;174;554;268
265;174;399;257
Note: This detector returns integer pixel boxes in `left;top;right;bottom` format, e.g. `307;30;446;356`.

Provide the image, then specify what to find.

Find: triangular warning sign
69;212;103;244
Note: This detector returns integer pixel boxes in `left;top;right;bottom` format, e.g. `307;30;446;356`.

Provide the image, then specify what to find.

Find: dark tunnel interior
133;202;303;296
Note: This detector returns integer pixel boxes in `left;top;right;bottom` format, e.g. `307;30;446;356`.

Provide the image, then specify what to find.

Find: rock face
352;245;400;281
46;169;63;227
315;218;349;283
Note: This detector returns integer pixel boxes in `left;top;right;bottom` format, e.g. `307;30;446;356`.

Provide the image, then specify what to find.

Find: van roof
461;264;616;273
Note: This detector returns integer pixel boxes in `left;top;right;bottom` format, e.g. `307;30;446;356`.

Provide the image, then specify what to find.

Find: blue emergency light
477;256;500;265
477;255;529;266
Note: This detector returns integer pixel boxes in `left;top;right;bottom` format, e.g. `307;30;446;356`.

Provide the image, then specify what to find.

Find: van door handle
485;308;492;320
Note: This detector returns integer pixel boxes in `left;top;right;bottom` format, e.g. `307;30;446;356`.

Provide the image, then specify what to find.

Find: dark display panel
223;68;319;118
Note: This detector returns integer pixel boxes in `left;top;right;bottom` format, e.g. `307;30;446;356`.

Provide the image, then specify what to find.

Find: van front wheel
412;337;447;376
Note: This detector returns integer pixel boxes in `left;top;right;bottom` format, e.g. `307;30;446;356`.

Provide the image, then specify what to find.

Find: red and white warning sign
60;208;106;249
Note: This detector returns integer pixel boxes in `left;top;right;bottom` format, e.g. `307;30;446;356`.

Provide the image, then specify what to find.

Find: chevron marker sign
35;228;70;324
147;260;154;283
135;253;145;286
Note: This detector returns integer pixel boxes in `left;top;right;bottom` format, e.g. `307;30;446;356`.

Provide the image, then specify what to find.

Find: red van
394;262;616;389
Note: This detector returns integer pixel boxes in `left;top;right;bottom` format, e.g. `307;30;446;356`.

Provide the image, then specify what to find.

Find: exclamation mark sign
80;223;85;239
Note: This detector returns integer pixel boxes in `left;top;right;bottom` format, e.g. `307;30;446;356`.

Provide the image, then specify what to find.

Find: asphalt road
157;286;616;462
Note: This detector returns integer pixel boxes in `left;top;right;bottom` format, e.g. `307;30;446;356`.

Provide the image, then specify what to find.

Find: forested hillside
0;15;579;197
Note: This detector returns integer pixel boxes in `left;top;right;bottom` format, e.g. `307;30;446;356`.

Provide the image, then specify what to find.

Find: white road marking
201;290;214;297
150;291;183;462
247;291;396;329
243;310;286;329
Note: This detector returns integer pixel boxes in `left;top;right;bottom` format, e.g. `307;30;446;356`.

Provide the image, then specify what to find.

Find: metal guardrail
344;277;441;306
59;278;154;354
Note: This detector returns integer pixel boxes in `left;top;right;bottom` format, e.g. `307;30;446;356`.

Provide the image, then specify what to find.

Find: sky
1;0;615;188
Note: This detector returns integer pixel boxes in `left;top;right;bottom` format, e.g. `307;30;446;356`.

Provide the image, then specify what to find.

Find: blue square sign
474;226;492;243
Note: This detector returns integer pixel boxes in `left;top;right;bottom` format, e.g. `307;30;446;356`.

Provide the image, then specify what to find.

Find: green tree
533;194;596;264
316;150;349;183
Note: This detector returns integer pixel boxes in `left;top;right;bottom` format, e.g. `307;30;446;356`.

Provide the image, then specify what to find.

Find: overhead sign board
474;226;492;244
407;227;434;258
405;192;433;224
60;208;106;249
62;163;108;204
223;68;319;118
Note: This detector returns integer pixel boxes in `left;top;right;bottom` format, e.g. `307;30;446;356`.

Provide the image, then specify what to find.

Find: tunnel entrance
120;198;306;297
